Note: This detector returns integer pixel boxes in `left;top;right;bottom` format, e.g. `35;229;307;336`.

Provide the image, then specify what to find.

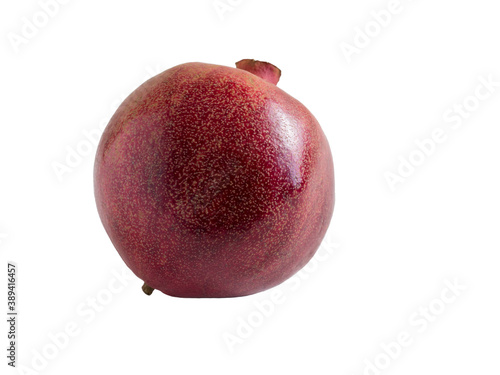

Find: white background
1;0;500;374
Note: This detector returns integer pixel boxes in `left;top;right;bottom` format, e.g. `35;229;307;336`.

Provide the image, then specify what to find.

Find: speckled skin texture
94;62;334;298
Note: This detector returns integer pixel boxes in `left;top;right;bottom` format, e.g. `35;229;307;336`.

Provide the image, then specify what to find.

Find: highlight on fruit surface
94;59;335;298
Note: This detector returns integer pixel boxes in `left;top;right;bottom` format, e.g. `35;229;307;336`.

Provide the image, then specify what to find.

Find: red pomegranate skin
94;61;334;298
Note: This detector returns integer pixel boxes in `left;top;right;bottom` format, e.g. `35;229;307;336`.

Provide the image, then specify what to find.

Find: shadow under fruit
94;59;335;298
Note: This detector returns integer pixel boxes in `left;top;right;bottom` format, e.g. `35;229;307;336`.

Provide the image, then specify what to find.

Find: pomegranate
94;59;334;298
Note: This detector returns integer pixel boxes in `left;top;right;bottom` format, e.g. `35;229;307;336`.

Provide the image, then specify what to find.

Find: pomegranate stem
142;282;155;295
235;59;281;85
